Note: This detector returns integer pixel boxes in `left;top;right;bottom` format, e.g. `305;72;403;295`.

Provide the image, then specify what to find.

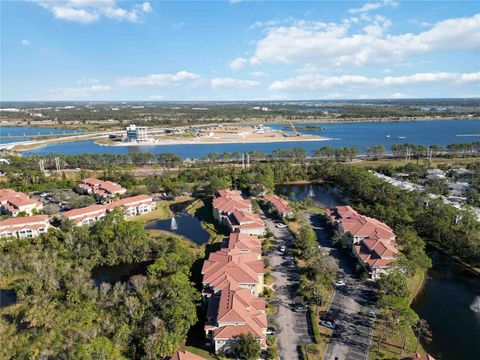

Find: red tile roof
62;195;154;221
0;215;49;227
80;178;126;196
0;189;42;210
226;233;262;254
265;194;292;215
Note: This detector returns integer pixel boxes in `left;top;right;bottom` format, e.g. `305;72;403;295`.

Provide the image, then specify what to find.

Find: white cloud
211;77;259;89
229;57;248;70
48;84;111;99
117;71;201;86
148;95;165;100
250;14;480;68
36;0;152;23
389;92;413;99
21;39;31;46
269;71;480;91
77;78;100;84
349;0;398;15
250;71;267;77
173;21;184;29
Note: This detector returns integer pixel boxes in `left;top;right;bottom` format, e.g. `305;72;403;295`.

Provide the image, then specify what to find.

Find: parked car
280;245;286;253
367;310;377;318
266;327;276;335
320;320;336;329
334;280;346;287
293;304;308;313
275;223;287;228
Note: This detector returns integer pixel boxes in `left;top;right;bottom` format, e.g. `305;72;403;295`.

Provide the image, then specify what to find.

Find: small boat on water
386;135;391;138
397;136;406;139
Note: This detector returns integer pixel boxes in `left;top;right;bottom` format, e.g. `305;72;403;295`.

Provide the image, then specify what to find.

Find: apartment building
62;194;155;226
265;194;294;219
0;188;43;216
0;215;50;239
326;206;398;279
78;178;127;199
202;189;267;354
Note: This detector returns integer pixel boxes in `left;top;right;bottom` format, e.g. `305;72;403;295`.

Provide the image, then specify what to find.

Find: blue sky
1;0;479;101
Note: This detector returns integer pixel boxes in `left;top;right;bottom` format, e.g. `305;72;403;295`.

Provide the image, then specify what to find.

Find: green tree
235;333;261;360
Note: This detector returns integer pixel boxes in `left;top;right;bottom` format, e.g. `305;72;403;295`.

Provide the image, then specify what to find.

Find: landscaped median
301;301;334;359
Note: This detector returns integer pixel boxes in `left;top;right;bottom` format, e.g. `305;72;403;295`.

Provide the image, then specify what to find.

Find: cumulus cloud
48;84;111;99
250;71;267;77
250;14;480;67
21;39;31;46
77;78;100;84
117;71;201;86
269;72;480;91
229;57;248;70
148;95;165;100
349;0;398;14
36;1;152;23
211;77;259;89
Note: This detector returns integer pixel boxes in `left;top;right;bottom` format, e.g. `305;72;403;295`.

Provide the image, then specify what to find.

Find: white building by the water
126;124;149;142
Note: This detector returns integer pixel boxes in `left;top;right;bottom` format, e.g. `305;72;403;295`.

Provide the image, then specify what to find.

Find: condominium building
0;215;50;239
326;206;398;279
62;194;155;226
265;194;294;219
0;189;43;216
78;178;127;199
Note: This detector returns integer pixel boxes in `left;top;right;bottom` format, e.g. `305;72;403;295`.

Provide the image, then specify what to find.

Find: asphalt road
305;214;376;360
264;216;314;360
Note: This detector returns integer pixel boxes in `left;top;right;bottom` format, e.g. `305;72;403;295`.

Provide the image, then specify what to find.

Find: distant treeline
1;142;479;175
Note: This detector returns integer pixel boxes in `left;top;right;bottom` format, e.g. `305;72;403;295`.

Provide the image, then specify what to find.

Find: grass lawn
184;346;219;360
129;196;193;223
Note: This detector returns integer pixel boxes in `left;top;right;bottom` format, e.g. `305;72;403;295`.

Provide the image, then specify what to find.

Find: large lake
19;119;480;158
0;126;84;143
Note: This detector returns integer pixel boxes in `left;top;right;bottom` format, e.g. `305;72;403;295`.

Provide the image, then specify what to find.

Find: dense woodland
1;152;479;359
2;100;479;128
0;210;200;359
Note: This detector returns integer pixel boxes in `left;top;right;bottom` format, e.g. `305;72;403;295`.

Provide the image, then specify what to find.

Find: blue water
21;119;480;158
0;126;83;144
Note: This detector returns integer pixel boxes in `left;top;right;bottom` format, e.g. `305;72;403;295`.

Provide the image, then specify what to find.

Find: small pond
91;261;152;286
144;201;210;245
411;248;480;360
0;289;17;308
275;183;345;208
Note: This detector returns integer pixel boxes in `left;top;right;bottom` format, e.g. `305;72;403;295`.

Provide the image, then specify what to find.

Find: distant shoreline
98;136;332;147
1;116;479;131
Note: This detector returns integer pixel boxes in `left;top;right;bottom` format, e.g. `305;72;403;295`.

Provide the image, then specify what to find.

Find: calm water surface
0;126;83;143
276;183;345;208
411;248;480;360
144;202;210;245
23;119;480;158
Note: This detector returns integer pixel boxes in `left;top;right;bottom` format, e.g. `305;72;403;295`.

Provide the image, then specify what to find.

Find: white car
334;280;346;287
275;223;287;228
320;320;335;329
280;245;286;253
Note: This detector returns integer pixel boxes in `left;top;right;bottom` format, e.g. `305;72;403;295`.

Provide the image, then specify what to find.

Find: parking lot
264;215;314;360
305;213;376;360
